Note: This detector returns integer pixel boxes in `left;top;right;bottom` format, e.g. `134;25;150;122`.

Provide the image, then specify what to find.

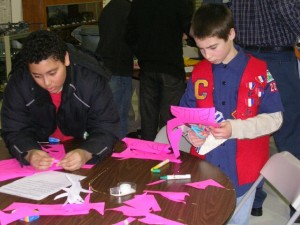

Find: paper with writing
0;171;85;200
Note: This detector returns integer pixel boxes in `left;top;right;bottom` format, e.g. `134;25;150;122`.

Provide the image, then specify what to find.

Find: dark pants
139;71;186;141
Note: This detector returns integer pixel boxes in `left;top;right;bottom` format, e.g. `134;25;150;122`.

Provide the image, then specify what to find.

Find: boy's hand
25;149;54;170
209;121;232;139
188;125;210;147
57;149;92;171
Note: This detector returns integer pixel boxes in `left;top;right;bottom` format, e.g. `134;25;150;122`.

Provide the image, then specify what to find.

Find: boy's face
29;52;70;94
195;28;237;65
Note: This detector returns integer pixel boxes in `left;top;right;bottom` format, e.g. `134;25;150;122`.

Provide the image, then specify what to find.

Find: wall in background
0;0;22;23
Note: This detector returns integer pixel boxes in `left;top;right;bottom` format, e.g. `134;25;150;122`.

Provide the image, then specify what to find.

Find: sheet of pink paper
112;217;136;225
138;213;185;225
185;179;225;189
112;138;181;163
0;144;93;182
143;190;189;203
167;106;218;158
124;194;161;212
106;205;151;217
146;180;166;186
123;138;171;154
1;193;104;225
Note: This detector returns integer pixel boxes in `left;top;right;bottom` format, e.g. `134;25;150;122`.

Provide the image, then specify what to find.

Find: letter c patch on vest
194;79;209;100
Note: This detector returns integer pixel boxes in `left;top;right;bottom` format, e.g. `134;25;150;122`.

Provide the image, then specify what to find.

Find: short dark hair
21;30;68;64
190;3;234;41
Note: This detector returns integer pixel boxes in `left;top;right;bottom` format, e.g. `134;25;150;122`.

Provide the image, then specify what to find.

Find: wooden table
0;140;236;225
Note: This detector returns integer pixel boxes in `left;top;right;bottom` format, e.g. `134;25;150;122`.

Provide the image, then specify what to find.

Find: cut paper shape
0;193;104;225
146;180;166;186
167;106;218;158
106;205;151;217
54;174;91;205
143;190;189;203
197;134;226;155
185;179;225;189
112;138;181;163
124;194;161;212
0;144;93;182
112;217;136;225
138;213;185;225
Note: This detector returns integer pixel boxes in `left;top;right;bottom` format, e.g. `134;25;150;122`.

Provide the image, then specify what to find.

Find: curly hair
191;3;234;41
21;30;68;64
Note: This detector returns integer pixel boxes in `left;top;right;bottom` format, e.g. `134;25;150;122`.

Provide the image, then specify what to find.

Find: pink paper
1;193;104;225
139;213;185;225
124;194;161;212
185;179;225;189
167;106;217;158
106;205;151;217
146;180;166;186
143;190;189;203
0;144;93;182
112;138;181;163
112;217;136;225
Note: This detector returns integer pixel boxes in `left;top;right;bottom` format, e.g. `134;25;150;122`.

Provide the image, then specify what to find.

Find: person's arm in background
124;0;139;54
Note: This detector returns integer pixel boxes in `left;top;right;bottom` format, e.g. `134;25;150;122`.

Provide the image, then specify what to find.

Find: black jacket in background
1;44;120;165
96;0;133;76
125;0;193;79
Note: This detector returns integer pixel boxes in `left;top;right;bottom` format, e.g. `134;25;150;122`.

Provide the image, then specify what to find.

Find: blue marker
48;137;60;143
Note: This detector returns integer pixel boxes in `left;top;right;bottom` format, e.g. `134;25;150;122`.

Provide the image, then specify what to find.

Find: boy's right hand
188;125;210;147
25;149;54;170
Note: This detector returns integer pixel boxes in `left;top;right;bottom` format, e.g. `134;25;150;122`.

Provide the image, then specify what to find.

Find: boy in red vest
180;4;284;224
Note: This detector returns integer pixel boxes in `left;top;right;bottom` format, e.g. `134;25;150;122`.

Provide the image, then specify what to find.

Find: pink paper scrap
1;193;104;225
146;180;166;186
144;190;189;203
139;213;185;225
124;194;161;212
185;179;225;189
112;217;136;225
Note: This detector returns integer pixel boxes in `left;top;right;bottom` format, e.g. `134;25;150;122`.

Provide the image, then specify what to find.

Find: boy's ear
228;28;236;41
64;52;70;66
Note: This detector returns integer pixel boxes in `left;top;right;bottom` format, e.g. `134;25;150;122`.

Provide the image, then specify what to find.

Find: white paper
0;171;85;200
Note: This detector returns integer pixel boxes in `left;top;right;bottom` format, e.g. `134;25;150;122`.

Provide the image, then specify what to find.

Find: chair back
154;126;191;153
261;151;300;210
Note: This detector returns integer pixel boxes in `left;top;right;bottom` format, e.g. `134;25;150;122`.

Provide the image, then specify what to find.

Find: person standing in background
230;0;300;221
125;0;194;141
96;0;134;138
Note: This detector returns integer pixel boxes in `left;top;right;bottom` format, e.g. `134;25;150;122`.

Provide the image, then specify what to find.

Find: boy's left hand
209;121;232;139
57;149;92;171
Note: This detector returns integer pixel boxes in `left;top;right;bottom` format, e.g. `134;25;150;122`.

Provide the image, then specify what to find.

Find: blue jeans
109;76;132;138
227;189;256;225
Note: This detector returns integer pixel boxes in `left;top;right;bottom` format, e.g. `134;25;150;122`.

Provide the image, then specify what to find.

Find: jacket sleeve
77;74;120;163
1;73;41;164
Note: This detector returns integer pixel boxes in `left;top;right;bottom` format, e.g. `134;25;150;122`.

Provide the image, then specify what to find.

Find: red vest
191;57;269;185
